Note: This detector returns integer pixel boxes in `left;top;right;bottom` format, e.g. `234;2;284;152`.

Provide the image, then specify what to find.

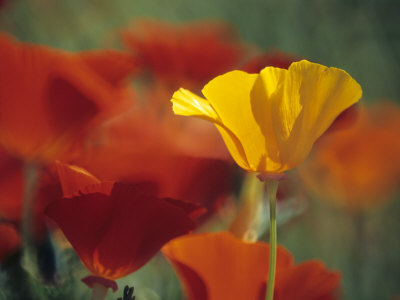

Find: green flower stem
92;283;109;300
265;179;279;300
21;164;39;269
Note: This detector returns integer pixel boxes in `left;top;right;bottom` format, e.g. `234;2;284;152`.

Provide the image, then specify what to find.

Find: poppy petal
202;71;267;172
171;88;250;170
260;60;362;169
275;260;341;300
55;162;100;197
171;88;220;123
162;232;293;300
164;198;207;220
92;183;195;279
45;182;116;273
46;182;195;280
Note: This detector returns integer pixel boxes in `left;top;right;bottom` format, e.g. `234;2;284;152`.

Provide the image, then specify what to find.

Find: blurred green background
2;0;400;102
1;0;399;299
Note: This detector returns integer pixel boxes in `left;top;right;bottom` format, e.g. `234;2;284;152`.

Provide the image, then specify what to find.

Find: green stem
91;283;109;300
265;179;279;300
21;164;39;268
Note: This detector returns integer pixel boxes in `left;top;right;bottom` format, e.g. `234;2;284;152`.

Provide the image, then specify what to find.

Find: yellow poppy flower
171;60;362;175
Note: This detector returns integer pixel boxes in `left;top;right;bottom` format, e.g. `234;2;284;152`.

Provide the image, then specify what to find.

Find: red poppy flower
45;180;197;289
162;232;341;300
121;19;245;89
241;50;302;73
300;102;400;210
0;223;21;262
68;103;233;222
0;33;137;162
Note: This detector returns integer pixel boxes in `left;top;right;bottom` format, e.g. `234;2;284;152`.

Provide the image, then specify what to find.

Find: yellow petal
172;85;251;170
259;60;362;169
203;70;282;172
250;68;287;171
171;88;220;123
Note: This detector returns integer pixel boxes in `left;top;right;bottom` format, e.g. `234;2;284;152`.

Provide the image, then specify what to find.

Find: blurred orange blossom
300;102;400;210
163;232;341;300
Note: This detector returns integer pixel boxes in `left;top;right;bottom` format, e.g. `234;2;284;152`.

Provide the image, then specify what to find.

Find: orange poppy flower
0;223;21;262
0;33;137;162
300;102;400;210
162;232;341;300
45;171;197;290
121;19;244;89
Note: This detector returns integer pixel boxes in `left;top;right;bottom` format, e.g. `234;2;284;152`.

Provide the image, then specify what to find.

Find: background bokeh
1;0;400;299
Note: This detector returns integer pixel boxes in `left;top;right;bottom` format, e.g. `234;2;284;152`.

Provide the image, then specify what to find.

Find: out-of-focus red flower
163;232;341;300
121;19;238;164
45;180;197;287
0;33;137;162
121;19;245;89
241;50;302;73
0;223;21;262
300;102;400;210
69;103;234;222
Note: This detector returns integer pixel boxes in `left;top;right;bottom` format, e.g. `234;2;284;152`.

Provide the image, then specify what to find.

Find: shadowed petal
45;182;114;273
55;162;101;197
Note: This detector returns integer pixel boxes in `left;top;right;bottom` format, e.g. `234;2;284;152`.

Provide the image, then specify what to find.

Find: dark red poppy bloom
45;180;196;287
163;232;341;300
121;19;245;89
0;33;137;162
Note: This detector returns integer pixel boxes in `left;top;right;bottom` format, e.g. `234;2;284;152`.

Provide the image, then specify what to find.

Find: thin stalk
21;164;39;269
91;283;109;300
265;179;279;300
